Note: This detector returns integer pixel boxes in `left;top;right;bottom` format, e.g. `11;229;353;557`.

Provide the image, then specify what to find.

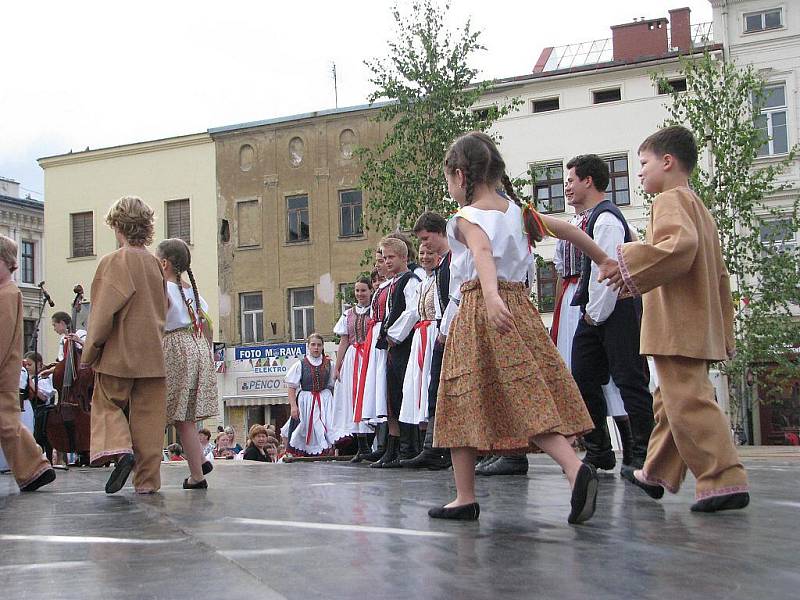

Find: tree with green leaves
357;0;521;234
653;52;799;433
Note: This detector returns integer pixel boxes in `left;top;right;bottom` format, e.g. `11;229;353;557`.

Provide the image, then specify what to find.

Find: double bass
46;285;94;457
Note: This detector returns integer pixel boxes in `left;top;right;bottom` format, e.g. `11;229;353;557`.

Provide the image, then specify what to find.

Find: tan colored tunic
0;281;23;391
617;187;734;361
82;246;168;378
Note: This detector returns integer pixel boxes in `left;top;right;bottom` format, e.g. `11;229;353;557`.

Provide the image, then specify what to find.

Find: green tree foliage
357;0;521;233
654;52;799;399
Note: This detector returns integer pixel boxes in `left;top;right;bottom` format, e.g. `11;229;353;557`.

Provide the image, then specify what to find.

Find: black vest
433;251;452;319
571;200;632;308
376;270;420;350
300;357;333;393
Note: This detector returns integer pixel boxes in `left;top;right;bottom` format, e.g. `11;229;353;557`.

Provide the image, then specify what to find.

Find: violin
46;284;94;456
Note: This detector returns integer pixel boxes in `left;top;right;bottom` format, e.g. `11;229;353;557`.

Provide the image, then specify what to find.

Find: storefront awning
222;396;289;407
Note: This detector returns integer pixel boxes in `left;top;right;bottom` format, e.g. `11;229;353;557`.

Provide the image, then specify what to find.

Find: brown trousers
0;390;51;488
90;373;166;493
642;355;749;499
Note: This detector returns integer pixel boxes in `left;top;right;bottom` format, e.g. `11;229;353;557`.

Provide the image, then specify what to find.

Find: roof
208;101;393;135
0;193;44;212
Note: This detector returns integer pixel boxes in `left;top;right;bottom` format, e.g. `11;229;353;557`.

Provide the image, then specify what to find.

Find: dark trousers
33;405;52;462
427;341;444;418
387;341;412;418
572;298;654;467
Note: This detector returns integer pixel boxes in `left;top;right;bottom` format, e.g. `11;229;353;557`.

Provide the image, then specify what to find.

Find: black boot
362;423;388;463
350;434;372;463
614;416;634;467
370;435;400;468
398;423;420;460
480;454;529;476
400;416;451;470
582;423;616;471
628;414;653;471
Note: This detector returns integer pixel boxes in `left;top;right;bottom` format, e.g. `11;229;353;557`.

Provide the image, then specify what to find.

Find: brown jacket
618;187;735;361
0;281;23;391
82;246;168;378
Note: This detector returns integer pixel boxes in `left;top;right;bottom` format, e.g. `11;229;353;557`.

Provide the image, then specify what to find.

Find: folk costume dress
552;212;625;417
163;282;219;423
434;199;594;452
358;279;391;422
399;273;439;425
280;355;334;456
329;304;373;441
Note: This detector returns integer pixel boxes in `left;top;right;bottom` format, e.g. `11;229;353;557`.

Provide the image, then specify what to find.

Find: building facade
0;177;47;355
210;106;388;430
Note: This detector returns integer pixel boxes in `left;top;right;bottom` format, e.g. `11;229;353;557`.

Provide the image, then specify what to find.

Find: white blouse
165;281;209;332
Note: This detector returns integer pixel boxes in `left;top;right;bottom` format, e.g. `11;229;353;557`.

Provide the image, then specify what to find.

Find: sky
0;0;714;201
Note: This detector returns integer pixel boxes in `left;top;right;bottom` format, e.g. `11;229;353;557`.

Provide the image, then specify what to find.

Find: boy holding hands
604;126;749;512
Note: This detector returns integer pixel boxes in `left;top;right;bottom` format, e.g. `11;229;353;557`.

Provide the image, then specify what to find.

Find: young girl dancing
331;277;375;461
281;333;334;456
156;238;219;489
431;132;615;524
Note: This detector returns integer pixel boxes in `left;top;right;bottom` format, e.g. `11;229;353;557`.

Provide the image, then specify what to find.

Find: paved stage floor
1;449;799;600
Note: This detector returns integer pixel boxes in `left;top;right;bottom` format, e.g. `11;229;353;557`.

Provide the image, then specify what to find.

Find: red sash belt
351;341;367;413
550;275;580;344
414;320;433;410
353;318;377;422
306;390;326;445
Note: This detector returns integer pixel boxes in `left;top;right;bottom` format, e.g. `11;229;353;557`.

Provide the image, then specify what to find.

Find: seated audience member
167;443;185;461
199;428;215;462
243;424;279;462
213;434;235;460
224;426;244;454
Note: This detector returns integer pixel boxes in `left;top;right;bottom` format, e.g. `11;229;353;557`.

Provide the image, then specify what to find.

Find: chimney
0;177;21;199
533;47;554;73
669;7;692;52
611;17;668;62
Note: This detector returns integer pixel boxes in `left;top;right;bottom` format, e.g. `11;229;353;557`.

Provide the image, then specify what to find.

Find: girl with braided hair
156;238;219;489
430;132;616;524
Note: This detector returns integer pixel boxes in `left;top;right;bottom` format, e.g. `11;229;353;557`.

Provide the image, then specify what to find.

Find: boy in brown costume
0;235;55;491
82;196;168;494
604;126;749;512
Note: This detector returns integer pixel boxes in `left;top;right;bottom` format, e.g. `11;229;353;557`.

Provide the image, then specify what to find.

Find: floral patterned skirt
163;329;219;423
434;279;593;452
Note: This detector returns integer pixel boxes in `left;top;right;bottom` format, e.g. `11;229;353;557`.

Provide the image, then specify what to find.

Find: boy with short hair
0;234;55;491
604;125;749;512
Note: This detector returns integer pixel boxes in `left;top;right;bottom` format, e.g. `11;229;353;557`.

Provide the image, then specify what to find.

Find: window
240;292;264;343
339;189;363;237
744;8;782;33
287;194;310;243
23;319;36;353
236;200;262;248
338;282;354;316
20;240;34;284
593;88;621;104
658;78;687;94
472;106;497;121
532;97;560;113
604;156;630;206
289;287;315;341
70;212;93;258
755;84;789;156
534;163;565;214
537;262;557;313
760;218;797;250
166;199;191;243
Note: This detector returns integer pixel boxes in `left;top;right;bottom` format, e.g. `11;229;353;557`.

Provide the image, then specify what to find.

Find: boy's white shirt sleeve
387;276;421;343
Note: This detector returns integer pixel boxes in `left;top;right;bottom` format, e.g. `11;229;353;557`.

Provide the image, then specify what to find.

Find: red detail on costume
307;391;323;445
414;320;432;410
550;275;580;344
353;319;376;422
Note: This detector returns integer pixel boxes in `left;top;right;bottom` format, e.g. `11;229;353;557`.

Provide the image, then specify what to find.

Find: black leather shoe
690;492;749;513
480;455;529;476
568;463;599;524
399;450;451;470
370;436;400;469
20;468;56;492
475;455;499;474
183;477;208;490
582;453;616;471
620;465;664;499
202;461;214;475
105;454;135;494
428;502;480;521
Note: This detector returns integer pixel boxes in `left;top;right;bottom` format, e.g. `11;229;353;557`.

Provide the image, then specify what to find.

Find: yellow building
38;133;220;427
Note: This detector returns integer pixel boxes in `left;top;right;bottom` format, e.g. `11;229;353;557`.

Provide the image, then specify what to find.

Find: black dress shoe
20;468;56;492
480;456;529;476
399;450;451;470
568;463;599;524
428;502;480;521
690;492;749;513
620;465;664;499
202;461;214;475
582;453;616;471
105;454;135;494
183;477;208;490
